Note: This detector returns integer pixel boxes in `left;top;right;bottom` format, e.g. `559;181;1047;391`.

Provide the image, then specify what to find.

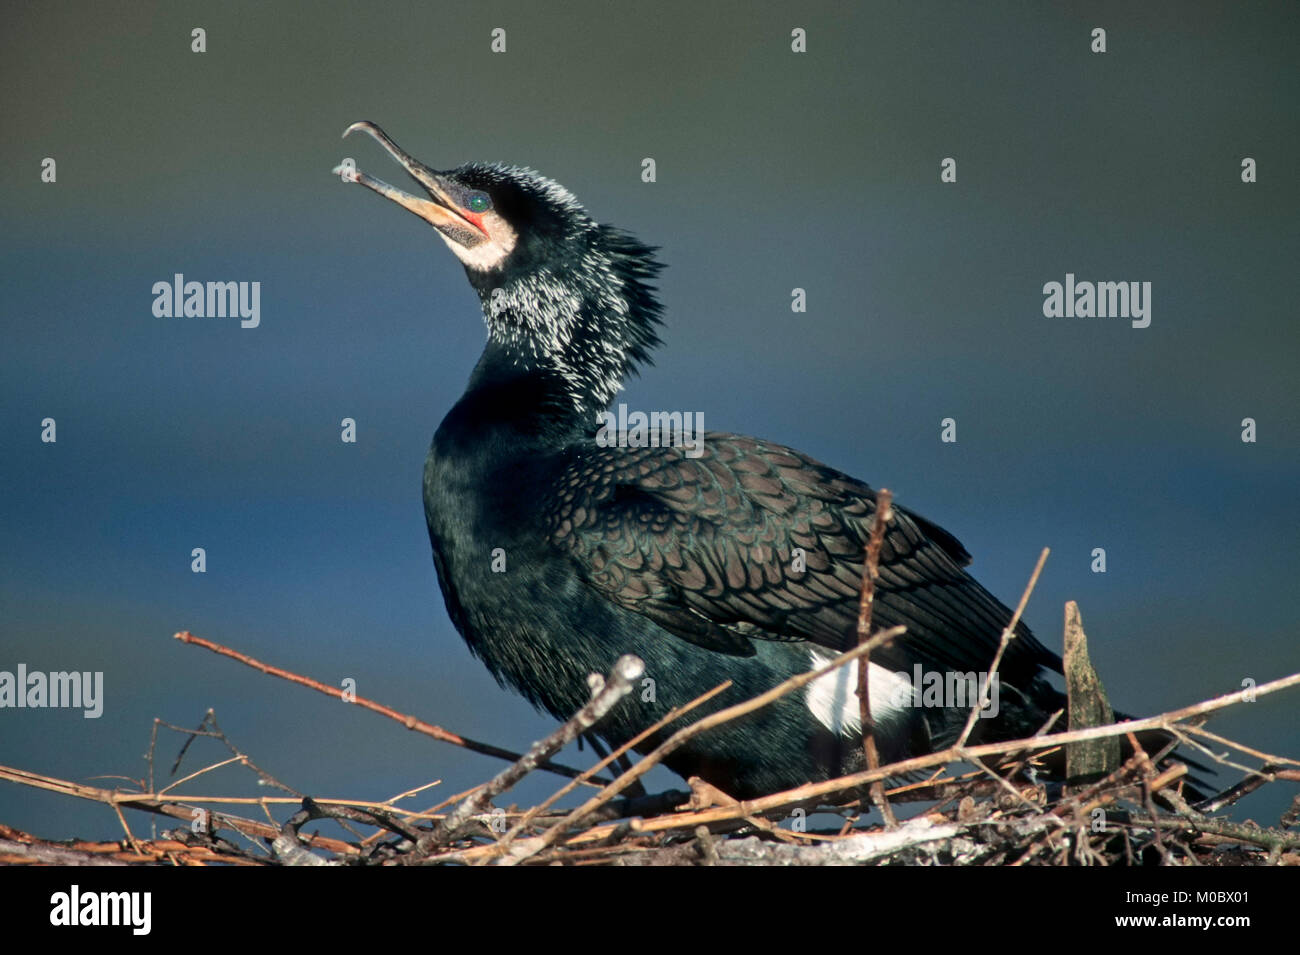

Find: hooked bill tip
342;120;378;140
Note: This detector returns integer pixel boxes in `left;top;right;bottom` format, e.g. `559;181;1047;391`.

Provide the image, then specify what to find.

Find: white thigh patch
805;649;910;737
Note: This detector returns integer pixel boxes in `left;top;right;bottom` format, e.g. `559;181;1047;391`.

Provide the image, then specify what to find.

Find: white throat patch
440;212;518;273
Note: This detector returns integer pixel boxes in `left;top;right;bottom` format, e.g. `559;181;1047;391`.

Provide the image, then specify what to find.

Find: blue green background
2;1;1296;839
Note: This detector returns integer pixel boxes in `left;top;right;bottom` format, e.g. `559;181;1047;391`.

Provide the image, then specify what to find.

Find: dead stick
856;488;896;827
416;655;645;853
0;764;355;854
956;547;1049;748
173;631;598;783
493;679;731;857
501;626;907;865
573;669;1300;840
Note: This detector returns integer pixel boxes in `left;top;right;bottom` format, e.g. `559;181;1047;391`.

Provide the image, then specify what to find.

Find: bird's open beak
334;121;486;245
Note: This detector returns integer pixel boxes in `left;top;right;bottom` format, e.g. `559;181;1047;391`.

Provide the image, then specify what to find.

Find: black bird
336;122;1184;800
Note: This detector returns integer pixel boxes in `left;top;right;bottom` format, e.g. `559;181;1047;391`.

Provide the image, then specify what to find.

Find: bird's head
335;121;663;412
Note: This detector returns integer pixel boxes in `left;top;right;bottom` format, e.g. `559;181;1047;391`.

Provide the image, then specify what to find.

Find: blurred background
2;0;1296;840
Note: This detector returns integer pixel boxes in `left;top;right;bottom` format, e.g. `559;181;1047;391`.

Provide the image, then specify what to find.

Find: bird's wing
546;433;1060;674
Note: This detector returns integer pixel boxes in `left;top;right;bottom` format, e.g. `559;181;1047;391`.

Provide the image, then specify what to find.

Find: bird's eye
466;192;491;214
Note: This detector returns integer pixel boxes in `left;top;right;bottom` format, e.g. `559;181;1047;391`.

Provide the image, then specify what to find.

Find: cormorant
335;122;1182;800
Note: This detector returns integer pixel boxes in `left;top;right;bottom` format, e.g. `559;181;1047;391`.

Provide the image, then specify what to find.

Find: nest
3;499;1298;866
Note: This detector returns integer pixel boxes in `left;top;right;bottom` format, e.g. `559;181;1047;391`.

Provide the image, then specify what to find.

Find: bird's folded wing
545;433;1060;675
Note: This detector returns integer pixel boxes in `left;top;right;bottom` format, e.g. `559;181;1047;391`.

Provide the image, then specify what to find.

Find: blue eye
467;192;491;214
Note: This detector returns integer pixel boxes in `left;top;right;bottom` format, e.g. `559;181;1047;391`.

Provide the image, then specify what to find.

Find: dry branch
3;559;1296;865
856;488;896;827
173;630;600;783
414;655;644;854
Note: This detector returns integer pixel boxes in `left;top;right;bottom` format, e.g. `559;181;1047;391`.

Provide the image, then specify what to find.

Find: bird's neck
459;339;601;441
467;273;658;422
459;226;663;422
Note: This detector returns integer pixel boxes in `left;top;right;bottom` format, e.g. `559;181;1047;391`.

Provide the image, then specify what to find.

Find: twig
513;668;1300;841
491;678;731;858
856;488;897;827
1193;763;1296;815
956;547;1049;748
173;630;601;783
1133;813;1300;855
1180;724;1300;769
500;626;907;865
414;655;645;854
0;763;356;856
